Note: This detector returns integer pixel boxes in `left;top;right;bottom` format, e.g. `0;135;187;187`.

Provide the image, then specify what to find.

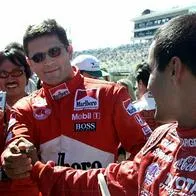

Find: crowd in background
73;41;151;74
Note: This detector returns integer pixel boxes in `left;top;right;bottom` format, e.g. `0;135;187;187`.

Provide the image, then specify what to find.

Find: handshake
2;137;39;179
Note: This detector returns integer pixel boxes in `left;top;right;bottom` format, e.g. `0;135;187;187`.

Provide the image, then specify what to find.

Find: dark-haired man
2;19;149;180
12;13;196;196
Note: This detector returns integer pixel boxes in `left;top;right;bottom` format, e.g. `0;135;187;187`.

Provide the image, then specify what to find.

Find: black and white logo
74;122;96;132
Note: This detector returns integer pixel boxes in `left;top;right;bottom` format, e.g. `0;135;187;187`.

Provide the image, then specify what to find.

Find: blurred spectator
101;67;110;81
133;62;159;130
25;77;37;94
134;62;150;100
0;42;39;195
72;54;104;79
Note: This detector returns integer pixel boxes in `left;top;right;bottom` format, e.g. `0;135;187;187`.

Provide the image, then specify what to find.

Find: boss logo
74;122;96;132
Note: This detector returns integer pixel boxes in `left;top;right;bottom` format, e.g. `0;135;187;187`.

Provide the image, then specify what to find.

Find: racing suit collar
177;125;196;138
42;66;84;100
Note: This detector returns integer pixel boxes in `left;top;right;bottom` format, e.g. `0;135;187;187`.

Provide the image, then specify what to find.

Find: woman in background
0;42;39;196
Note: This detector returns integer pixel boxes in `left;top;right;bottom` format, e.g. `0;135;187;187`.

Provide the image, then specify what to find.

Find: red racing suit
32;122;196;196
4;67;150;169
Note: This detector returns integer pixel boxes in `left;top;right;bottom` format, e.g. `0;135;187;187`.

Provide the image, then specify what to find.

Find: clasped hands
2;137;38;179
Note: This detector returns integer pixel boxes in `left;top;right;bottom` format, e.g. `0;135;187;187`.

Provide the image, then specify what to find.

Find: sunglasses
0;69;24;79
30;46;65;63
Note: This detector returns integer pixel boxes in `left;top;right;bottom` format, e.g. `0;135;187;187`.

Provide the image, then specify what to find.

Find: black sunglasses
0;69;24;79
30;46;65;63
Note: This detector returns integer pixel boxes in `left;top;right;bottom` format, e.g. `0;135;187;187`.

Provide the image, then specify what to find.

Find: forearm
32;160;138;196
32;161;102;196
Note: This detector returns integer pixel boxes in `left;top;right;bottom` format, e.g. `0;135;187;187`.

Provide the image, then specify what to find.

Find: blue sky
1;0;196;51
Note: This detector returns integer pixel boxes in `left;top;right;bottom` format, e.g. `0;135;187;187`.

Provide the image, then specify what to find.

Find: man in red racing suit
30;122;196;196
1;19;150;173
6;13;196;196
3;66;149;169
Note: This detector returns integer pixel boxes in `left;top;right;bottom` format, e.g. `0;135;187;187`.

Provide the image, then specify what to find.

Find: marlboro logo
49;83;70;100
74;89;99;110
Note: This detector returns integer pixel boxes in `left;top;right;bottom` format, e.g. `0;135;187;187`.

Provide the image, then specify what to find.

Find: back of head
23;19;69;56
72;54;102;78
153;13;196;76
0;42;32;81
135;62;151;88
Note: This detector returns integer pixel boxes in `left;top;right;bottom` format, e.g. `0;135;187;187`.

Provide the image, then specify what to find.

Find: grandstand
73;4;196;81
133;5;196;40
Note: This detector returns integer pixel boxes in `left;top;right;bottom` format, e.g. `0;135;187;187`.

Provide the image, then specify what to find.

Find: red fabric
0;107;40;195
0;177;40;196
32;122;196;196
4;67;148;169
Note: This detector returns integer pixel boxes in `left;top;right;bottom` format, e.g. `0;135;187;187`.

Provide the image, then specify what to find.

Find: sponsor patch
74;122;96;132
72;112;100;121
161;173;196;194
142;125;152;137
181;138;196;147
123;99;137;116
153;148;173;162
33;107;51;120
134;113;147;126
32;97;51;120
144;163;160;186
49;83;70;100
74;89;99;110
174;156;196;172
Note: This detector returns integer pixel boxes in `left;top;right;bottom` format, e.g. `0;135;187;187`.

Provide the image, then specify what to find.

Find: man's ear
67;45;73;60
169;56;185;84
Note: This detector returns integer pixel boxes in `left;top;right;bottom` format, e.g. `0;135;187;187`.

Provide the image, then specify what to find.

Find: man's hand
2;137;38;179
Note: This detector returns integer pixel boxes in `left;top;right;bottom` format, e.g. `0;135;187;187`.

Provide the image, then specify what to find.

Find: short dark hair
153;13;196;76
0;42;32;82
23;19;69;56
135;62;150;88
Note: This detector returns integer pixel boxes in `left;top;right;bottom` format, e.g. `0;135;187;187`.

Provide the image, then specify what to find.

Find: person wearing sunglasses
1;19;150;182
0;43;40;195
4;13;196;196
